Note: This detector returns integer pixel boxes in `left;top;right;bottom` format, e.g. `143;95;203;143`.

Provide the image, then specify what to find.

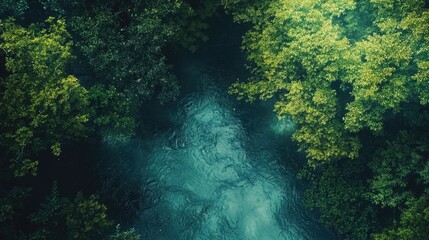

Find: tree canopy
0;17;89;173
0;1;216;239
1;0;428;239
230;0;429;164
227;0;429;238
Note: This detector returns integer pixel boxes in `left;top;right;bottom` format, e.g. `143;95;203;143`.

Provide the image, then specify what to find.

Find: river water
102;20;333;240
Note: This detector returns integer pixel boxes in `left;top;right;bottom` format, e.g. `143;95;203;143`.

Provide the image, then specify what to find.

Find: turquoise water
100;21;333;239
134;60;333;239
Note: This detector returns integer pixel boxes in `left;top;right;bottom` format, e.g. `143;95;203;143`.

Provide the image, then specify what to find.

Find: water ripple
137;67;332;239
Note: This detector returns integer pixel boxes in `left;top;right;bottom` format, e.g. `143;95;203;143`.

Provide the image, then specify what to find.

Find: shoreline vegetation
1;1;428;239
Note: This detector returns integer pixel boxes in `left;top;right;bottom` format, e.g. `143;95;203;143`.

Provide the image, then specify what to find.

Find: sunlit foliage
229;0;429;164
227;0;429;239
0;17;89;164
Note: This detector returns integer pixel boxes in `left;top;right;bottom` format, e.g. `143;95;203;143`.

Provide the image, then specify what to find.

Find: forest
0;0;428;239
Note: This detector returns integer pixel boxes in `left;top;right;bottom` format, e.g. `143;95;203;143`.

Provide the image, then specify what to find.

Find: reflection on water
135;64;333;239
270;116;296;136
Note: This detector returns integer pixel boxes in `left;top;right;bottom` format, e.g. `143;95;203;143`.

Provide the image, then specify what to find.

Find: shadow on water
100;14;334;240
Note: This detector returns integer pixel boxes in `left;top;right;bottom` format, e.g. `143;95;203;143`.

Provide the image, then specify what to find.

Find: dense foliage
0;17;89;171
226;0;429;239
0;14;139;240
70;0;180;104
0;0;218;239
1;0;428;239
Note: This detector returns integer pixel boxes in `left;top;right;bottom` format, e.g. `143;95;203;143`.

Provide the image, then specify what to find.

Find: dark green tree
30;182;138;240
70;0;181;104
0;0;28;18
0;17;140;239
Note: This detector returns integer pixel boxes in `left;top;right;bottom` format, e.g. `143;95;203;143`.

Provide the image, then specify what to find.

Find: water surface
135;61;332;239
104;20;333;240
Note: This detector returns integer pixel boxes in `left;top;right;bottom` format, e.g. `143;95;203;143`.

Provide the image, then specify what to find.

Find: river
101;18;334;240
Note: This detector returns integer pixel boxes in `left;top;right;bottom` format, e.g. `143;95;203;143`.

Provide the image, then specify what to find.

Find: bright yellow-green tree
226;0;429;239
229;0;429;164
0;17;89;172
